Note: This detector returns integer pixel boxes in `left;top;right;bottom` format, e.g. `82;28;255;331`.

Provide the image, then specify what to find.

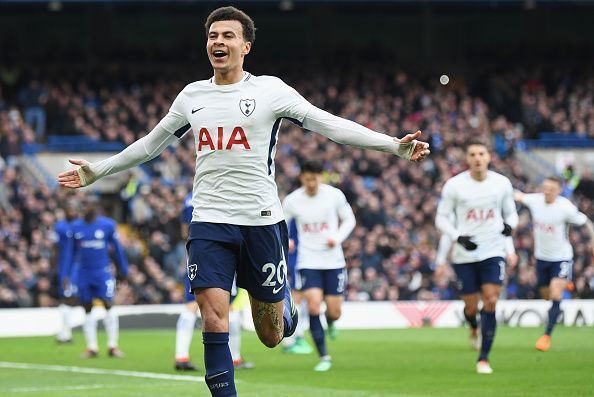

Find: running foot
108;347;125;358
82;349;98;358
535;334;551;352
175;359;199;371
233;358;255;370
314;356;332;372
285;338;314;355
56;337;73;344
476;360;493;374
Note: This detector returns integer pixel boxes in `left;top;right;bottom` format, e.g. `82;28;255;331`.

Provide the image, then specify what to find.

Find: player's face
541;179;561;203
466;144;491;174
65;206;78;220
206;20;251;74
300;172;322;196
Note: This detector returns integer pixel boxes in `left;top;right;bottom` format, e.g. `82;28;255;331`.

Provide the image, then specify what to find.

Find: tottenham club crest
239;99;256;117
187;263;198;281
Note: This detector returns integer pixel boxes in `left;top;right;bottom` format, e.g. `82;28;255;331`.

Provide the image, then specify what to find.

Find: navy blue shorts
536;259;573;287
287;253;301;291
299;268;347;296
453;257;505;295
77;269;115;304
186;221;289;303
287;220;300;290
184;274;239;303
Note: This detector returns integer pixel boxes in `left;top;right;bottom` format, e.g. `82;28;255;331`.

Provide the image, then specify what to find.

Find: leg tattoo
255;302;283;341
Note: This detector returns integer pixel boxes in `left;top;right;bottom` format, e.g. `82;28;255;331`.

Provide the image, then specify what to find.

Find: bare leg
249;296;285;348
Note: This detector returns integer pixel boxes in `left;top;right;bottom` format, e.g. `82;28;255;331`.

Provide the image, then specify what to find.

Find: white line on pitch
0;361;205;383
3;384;115;393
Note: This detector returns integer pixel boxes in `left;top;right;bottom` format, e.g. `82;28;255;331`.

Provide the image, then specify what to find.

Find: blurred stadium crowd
1;64;593;308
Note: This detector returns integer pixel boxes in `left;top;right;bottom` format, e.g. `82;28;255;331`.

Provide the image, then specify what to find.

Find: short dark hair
544;176;562;185
464;140;490;152
300;160;323;174
205;6;256;43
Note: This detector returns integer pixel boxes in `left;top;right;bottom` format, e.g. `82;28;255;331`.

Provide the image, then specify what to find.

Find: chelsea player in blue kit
58;7;429;395
71;197;129;358
53;200;80;343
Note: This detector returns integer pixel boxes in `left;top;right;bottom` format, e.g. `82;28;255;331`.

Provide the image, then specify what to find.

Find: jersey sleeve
435;181;460;240
502;179;519;228
334;190;356;244
521;193;538;210
269;78;313;125
57;227;74;280
564;201;588;226
282;195;296;225
107;221;129;277
505;236;516;255
182;194;193;224
435;234;453;266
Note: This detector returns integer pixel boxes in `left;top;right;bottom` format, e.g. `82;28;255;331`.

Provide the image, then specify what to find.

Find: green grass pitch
0;327;592;396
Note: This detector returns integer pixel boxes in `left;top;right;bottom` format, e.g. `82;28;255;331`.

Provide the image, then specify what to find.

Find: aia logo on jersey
239;99;256;117
535;221;555;233
466;208;495;222
187;263;197;281
197;127;251;151
302;222;329;234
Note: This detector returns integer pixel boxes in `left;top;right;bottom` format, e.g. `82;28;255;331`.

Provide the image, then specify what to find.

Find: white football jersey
522;193;587;261
164;72;313;226
436;170;518;264
283;184;355;270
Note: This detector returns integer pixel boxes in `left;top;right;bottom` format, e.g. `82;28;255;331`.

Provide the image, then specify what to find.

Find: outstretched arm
58;113;189;188
583;219;594;257
271;78;429;162
513;189;526;203
302;106;430;162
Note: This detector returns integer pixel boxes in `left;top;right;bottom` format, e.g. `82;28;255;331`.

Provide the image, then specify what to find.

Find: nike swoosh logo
192;107;205;114
205;370;228;380
272;285;283;294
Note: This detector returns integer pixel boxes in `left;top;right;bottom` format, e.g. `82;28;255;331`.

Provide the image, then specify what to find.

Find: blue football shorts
536;259;573;287
299;267;347;296
186;221;289;303
77;268;115;304
453;257;505;295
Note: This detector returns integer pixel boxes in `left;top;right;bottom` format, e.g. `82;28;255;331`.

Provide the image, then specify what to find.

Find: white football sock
104;309;119;349
83;311;98;351
57;304;72;341
175;310;197;360
296;300;309;339
229;310;242;361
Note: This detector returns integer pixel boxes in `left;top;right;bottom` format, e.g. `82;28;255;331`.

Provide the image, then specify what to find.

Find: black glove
502;223;512;236
457;235;478;251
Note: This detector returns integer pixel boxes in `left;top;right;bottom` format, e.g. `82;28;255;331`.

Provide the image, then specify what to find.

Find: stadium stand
1;64;593;307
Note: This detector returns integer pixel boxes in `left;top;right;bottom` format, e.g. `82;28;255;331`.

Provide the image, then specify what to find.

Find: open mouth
212;50;228;58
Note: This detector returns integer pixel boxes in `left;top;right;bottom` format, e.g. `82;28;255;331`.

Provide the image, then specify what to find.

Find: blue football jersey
72;216;129;277
182;193;193;224
54;219;77;280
